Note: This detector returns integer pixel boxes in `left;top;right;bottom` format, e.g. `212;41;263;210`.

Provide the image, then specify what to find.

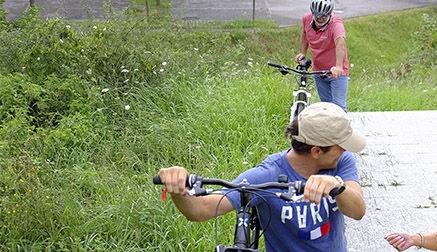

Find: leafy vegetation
0;1;436;250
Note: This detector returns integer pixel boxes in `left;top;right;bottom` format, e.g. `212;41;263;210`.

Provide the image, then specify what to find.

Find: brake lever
320;71;331;80
187;187;211;196
276;192;304;202
291;194;304;202
279;68;289;76
186;176;210;196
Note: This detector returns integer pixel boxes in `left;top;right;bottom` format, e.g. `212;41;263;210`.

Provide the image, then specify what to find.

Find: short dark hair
284;119;331;154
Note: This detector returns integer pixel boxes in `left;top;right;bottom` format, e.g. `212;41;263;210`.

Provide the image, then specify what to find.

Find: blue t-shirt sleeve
330;151;360;182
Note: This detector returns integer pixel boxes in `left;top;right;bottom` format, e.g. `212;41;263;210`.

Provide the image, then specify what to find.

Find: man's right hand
158;166;189;195
295;53;306;63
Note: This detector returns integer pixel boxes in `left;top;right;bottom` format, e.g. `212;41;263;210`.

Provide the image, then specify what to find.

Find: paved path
347;111;437;251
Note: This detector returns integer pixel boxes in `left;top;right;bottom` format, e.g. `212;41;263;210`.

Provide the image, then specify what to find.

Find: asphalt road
2;0;437;26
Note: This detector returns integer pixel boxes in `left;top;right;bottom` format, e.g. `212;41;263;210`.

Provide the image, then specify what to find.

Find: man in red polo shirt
295;0;349;112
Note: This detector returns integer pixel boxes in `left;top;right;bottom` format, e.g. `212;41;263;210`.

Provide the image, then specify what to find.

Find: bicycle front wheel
296;103;305;116
290;102;306;123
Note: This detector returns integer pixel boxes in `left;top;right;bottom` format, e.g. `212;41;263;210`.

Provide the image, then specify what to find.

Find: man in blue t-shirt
158;102;367;252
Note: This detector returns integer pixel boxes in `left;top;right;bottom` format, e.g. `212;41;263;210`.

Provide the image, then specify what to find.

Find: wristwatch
334;176;346;195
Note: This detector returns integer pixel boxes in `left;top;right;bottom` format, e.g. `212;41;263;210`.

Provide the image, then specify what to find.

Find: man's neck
286;149;319;179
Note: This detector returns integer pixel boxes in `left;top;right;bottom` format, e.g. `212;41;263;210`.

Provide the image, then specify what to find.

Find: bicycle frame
268;59;330;123
216;188;262;252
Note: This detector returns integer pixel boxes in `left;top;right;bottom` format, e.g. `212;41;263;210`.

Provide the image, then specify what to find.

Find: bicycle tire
296;102;306;115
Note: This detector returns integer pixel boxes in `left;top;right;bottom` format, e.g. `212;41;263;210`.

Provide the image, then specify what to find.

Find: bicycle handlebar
153;174;342;198
268;61;331;77
153;174;309;201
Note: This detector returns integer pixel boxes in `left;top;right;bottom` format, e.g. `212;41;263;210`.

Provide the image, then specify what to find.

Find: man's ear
310;146;323;159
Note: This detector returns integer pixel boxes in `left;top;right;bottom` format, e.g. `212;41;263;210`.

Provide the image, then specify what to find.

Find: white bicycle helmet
310;0;334;18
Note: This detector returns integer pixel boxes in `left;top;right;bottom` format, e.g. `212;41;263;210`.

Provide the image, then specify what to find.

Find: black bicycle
153;174;343;251
268;58;331;123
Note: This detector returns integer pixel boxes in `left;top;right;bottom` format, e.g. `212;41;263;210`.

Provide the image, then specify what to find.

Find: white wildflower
125;105;130;110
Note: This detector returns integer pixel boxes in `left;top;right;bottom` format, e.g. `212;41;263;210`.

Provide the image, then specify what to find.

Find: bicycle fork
289;89;312;123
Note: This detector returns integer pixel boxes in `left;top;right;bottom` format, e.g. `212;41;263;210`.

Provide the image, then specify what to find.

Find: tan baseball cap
292;102;366;152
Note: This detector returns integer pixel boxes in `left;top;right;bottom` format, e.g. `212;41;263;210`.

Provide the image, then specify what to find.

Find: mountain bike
268;58;331;123
153;174;342;251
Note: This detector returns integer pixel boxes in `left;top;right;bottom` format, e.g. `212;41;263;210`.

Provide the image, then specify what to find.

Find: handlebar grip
153;176;162;184
268;62;283;68
152;175;196;187
300;58;312;68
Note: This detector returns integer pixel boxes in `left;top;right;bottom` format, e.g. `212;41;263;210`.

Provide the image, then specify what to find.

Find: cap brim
338;129;367;153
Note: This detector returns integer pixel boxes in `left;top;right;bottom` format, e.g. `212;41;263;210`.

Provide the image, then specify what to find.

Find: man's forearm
171;193;234;222
300;32;309;55
335;181;365;220
335;37;346;68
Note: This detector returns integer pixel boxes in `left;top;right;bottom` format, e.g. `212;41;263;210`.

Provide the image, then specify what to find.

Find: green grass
0;3;436;251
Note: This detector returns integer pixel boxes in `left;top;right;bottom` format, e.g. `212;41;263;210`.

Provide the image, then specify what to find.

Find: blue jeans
314;75;348;112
